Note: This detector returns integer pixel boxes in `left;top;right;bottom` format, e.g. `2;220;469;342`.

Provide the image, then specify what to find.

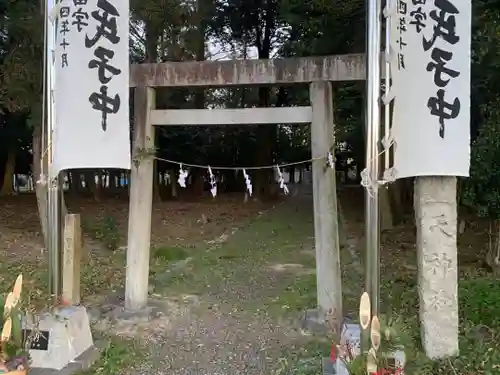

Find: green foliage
0;0;498;190
280;0;365;56
460;278;500;327
0;0;43;113
462;100;500;218
462;0;500;217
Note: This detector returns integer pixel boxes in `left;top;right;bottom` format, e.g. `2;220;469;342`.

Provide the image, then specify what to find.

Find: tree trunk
401;177;414;214
83;170;96;197
170;169;178;198
190;169;205;196
66;170;73;191
69;171;78;194
380;187;394;231
486;220;500;275
288;167;295;183
1;150;16;195
153;160;161;201
221;170;241;192
95;171;102;200
388;180;403;224
108;169;118;193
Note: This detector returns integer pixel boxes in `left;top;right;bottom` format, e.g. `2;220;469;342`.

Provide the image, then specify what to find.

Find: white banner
52;0;130;175
390;0;471;178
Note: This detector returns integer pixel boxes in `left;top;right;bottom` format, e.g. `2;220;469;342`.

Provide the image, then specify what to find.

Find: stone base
86;292;166;324
302;309;356;335
86;296;171;338
26;306;94;370
302;308;329;333
104;304;161;321
30;345;100;375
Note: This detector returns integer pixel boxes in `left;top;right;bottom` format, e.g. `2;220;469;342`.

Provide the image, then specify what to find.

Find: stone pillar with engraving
415;176;459;358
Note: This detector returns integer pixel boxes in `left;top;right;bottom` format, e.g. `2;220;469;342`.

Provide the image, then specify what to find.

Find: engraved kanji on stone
427;289;454;311
423;252;453;276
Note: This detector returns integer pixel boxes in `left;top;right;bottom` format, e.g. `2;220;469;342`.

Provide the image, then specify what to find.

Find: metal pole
364;0;382;319
44;0;62;304
384;0;391;171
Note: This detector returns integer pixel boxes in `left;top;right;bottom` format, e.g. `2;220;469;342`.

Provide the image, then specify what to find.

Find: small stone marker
63;214;82;305
415;176;459;358
27;214;97;374
28;306;94;371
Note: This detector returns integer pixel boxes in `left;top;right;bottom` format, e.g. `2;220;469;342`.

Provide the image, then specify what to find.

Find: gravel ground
89;292;317;375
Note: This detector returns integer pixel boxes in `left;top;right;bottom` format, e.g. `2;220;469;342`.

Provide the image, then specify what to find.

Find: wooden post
125;87;155;310
309;81;343;326
62;214;82;305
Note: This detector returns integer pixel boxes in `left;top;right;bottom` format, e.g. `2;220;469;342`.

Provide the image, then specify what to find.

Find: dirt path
86;198;363;375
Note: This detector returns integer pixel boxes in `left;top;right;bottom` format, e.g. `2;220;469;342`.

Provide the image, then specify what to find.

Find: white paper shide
390;0;471;178
52;0;130;174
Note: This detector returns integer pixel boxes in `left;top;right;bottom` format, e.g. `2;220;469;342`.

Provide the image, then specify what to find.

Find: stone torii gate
125;53;458;358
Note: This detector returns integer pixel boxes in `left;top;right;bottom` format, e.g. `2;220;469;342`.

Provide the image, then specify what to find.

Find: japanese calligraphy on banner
52;0;130;175
390;0;471;178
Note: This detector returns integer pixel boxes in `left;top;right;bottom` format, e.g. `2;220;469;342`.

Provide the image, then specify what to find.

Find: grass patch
152;245;188;262
271;273;317;313
273;340;332;375
82;215;121;251
275;267;500;374
80;253;126;297
151;203;316;295
428;323;500;375
80;337;145;375
381;277;500;374
434;278;500;375
459;278;500;327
